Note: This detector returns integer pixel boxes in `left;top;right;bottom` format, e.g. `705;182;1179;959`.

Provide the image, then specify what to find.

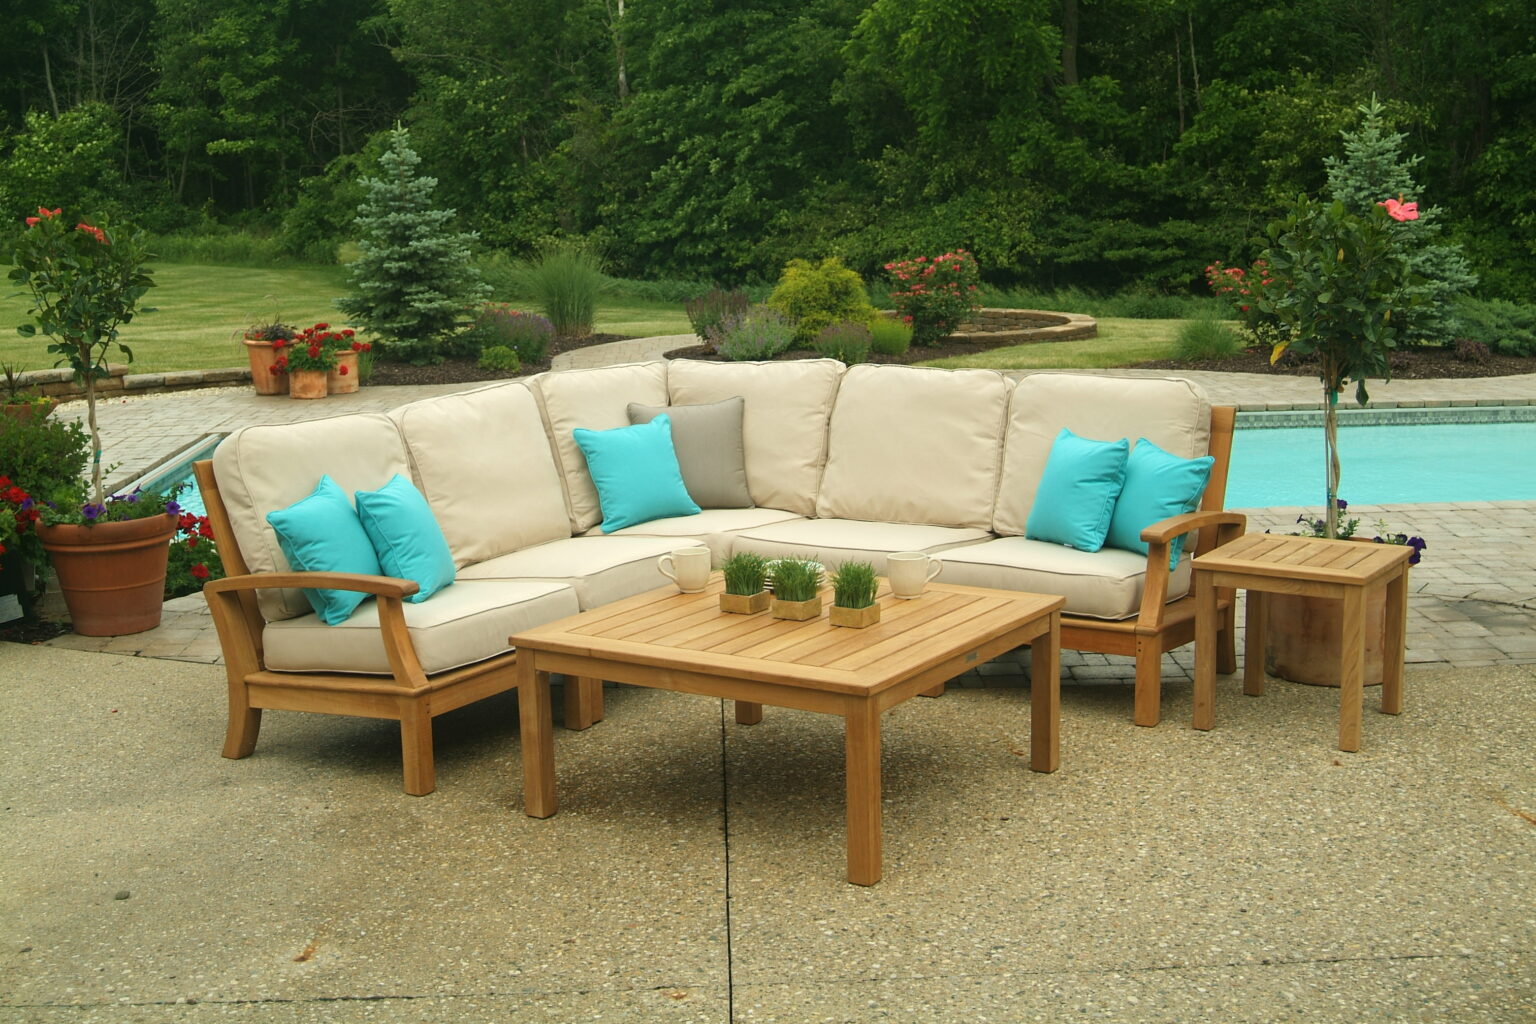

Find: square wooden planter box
770;595;823;621
720;591;771;614
829;603;881;628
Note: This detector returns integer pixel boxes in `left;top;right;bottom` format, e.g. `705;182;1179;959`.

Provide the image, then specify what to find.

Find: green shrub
886;249;982;345
766;258;878;346
869;315;913;356
1453;297;1536;357
830;560;877;609
812;321;872;364
508;241;607;338
145;229;291;267
718;306;794;361
1174;314;1244;360
452;304;554;363
686;288;750;346
477;345;522;373
0;411;90;516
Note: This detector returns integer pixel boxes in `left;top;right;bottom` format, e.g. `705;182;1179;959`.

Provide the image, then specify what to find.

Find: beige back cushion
666;358;844;516
211;413;411;621
816;364;1012;529
392;382;571;566
529;362;670;532
993;372;1213;536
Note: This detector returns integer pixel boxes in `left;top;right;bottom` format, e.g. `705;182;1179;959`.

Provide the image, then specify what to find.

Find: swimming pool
127;436;222;520
1226;412;1536;507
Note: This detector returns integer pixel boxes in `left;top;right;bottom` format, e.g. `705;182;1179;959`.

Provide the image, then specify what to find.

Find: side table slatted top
1196;533;1410;584
510;576;1064;885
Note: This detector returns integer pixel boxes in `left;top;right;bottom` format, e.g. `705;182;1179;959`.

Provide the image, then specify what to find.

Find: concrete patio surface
1;644;1532;1022
6;347;1534;1020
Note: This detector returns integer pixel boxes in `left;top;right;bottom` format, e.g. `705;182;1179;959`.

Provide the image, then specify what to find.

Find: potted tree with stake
10;206;181;636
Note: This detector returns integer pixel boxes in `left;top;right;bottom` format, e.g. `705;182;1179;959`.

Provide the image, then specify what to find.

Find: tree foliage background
2;0;1530;297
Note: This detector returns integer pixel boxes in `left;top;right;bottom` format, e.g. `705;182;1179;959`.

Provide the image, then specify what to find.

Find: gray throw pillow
627;397;753;509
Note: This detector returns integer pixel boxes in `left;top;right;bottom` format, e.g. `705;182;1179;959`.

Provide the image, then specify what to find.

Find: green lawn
1;262;694;373
2;260;1179;373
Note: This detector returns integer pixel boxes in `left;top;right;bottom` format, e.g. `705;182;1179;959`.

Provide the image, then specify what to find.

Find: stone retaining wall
13;364;250;402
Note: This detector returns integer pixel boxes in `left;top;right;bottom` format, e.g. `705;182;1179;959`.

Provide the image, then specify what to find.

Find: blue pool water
1226;420;1536;507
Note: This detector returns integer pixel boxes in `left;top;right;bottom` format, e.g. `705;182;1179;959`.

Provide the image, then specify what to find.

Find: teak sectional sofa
194;360;1244;794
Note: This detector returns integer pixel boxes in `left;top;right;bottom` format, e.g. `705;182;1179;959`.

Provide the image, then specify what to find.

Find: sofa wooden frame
192;461;604;796
1060;405;1244;727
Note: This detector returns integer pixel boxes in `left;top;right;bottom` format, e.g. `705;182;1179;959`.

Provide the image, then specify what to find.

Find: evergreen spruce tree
1324;97;1477;345
336;127;488;365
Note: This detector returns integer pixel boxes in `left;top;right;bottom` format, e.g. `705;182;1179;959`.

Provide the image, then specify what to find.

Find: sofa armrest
1134;511;1247;632
204;571;431;687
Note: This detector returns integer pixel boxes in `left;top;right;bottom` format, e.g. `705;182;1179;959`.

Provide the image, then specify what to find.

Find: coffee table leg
517;655;557;818
1030;612;1060;774
1339;588;1365;752
565;676;604;730
845;701;882;886
1382;572;1407;716
734;701;763;725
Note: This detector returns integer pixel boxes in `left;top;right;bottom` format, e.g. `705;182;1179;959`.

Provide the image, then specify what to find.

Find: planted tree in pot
10;205;180;635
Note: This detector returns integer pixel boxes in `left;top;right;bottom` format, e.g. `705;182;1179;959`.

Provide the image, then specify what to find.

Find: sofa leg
400;705;436;796
564;676;604;730
222;683;261;759
919;682;946;698
1217;601;1238;675
1132;642;1163;728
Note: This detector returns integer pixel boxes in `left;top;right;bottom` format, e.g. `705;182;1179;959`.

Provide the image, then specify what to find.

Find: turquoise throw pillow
355;474;456;603
1024;429;1130;552
265;475;381;625
1106;438;1215;567
573;414;702;533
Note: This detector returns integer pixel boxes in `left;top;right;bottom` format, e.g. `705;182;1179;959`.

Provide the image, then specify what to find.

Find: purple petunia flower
165;500;181;516
82;503;104;521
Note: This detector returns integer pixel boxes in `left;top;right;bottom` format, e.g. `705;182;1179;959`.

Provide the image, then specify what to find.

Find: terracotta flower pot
1264;588;1388;687
328;350;359;394
37;515;178;636
243;338;287;396
288;369;329;400
2;400;56;422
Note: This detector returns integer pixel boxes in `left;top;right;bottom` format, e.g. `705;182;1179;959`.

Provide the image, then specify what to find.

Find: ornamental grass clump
830;561;878;609
812;321;872;364
1174;313;1244;360
769;558;820;602
510;241;607;338
721;552;769;596
686;288;750;352
718;305;794;361
869;316;913;356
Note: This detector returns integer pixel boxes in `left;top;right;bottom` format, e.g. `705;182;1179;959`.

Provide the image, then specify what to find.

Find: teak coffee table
1192;533;1412;751
510;577;1064;885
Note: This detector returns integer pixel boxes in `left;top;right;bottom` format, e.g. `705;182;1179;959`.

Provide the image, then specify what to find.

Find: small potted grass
828;560;880;628
720;552;770;614
768;557;822;621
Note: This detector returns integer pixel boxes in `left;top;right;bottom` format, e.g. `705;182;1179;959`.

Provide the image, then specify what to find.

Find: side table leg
1382;571;1408;716
1242;590;1267;697
1030;613;1060;773
845;701;883;886
517;655;557;818
1193;572;1218;730
734;700;763;725
1338;588;1365;752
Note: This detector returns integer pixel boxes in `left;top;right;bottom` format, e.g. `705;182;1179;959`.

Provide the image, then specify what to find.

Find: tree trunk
42;45;61;116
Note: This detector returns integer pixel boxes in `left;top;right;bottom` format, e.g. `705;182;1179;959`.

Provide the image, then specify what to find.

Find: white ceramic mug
658;546;712;593
887;551;942;598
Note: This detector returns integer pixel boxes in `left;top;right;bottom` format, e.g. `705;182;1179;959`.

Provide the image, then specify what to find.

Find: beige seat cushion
583;507;806;564
937;536;1193;620
529;362;670;533
994;373;1212;537
816;364;1012;530
730;517;992;573
665;358;844;516
392;382;571;566
263;580;579;675
458;535;681;609
211;413;412;621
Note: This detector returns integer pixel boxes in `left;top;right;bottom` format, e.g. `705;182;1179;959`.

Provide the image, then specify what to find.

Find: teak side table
1192;534;1412;751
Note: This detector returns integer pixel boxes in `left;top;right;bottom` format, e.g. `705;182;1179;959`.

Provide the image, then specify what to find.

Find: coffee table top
511;577;1062;697
1194;533;1412;584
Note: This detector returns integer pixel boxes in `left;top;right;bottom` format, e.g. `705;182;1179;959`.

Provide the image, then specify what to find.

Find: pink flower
1378;197;1419;222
